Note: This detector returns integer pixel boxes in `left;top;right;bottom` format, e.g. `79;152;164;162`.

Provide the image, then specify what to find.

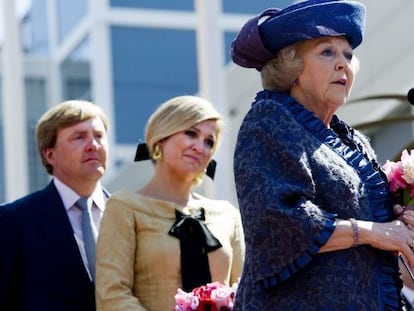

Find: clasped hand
390;204;414;267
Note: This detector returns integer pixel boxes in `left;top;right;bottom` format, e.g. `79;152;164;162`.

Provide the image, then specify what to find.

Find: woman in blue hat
232;1;412;310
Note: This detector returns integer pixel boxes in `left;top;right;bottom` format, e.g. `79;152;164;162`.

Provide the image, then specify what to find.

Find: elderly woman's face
291;36;356;113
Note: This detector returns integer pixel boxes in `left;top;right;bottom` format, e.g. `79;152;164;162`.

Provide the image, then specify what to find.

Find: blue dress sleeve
234;96;336;290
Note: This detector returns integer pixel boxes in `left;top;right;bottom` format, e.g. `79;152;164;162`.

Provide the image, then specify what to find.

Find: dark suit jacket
0;181;99;311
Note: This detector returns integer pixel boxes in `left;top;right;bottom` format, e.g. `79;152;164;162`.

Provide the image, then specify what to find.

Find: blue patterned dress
233;90;402;310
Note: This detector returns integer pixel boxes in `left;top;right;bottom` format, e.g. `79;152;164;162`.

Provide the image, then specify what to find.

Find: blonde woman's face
158;120;217;180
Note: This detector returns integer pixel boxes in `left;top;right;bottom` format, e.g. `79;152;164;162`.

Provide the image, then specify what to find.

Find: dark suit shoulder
0;206;8;230
0;182;61;215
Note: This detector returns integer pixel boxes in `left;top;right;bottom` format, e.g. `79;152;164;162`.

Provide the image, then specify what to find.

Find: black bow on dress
168;208;222;292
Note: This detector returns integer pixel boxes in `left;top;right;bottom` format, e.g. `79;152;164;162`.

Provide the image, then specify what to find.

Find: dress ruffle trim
255;90;400;309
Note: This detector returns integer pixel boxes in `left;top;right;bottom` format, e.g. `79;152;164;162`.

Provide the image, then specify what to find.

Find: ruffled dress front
233;90;402;310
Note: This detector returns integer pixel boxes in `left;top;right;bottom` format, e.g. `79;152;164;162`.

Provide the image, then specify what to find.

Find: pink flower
210;285;234;310
401;150;414;197
382;149;414;206
174;282;236;311
174;289;194;311
382;159;407;192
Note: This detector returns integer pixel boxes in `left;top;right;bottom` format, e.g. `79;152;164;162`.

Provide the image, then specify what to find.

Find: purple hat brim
231;0;366;71
230;9;280;71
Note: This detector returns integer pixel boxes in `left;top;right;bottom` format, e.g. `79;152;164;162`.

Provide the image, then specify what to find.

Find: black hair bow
134;142;217;180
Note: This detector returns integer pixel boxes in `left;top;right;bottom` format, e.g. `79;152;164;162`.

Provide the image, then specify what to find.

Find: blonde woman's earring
152;144;162;161
193;169;207;184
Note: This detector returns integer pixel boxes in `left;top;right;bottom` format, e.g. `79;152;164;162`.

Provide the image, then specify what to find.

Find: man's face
43;116;108;186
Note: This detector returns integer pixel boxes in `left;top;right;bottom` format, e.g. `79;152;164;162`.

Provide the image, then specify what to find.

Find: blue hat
231;0;366;71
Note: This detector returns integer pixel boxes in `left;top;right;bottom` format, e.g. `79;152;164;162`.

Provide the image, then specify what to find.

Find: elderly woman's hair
261;43;303;92
145;95;223;158
261;39;360;92
36;100;109;174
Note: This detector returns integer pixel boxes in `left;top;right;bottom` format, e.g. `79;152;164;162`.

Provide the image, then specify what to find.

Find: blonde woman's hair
145;95;223;158
36;100;109;174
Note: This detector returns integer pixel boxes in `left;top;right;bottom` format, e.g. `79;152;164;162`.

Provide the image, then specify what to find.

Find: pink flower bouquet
382;148;414;280
382;149;414;207
174;282;236;311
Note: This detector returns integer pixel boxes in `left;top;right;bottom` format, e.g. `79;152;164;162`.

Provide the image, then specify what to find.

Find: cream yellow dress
95;190;245;311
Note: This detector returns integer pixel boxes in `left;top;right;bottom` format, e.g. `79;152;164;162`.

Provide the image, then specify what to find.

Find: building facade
1;0;413;205
0;0;292;203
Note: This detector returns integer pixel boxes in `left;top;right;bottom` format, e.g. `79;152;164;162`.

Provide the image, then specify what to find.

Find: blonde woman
96;95;245;311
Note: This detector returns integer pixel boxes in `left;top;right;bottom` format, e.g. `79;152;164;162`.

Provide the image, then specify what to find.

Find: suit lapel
33;182;90;280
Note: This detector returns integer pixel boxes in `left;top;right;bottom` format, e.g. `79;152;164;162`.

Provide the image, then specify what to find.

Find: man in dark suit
0;100;110;311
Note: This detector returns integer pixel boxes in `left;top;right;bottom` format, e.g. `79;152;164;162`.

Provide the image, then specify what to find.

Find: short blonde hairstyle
36;100;109;174
145;95;223;158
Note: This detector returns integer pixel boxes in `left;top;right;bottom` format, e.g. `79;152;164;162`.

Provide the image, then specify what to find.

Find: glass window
57;0;87;43
0;77;48;199
25;78;49;192
61;36;91;100
22;0;49;54
111;26;198;144
222;0;293;14
110;0;193;11
224;31;238;64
